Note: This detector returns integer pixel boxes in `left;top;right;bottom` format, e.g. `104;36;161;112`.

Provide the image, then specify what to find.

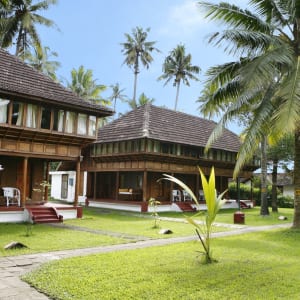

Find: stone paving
0;222;291;300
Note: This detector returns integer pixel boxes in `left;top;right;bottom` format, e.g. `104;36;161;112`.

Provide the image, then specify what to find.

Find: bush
228;183;294;208
277;195;294;208
228;183;260;202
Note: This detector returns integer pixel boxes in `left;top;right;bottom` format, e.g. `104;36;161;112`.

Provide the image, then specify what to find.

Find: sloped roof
265;173;293;186
0;48;113;117
97;104;241;152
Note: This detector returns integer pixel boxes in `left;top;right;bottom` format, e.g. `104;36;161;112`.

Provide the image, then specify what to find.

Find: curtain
77;113;87;135
26;104;38;128
0;99;9;123
88;116;96;136
58;110;64;132
16;103;24;126
66;111;76;133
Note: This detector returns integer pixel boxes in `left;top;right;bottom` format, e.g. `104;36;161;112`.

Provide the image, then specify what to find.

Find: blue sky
38;0;246;133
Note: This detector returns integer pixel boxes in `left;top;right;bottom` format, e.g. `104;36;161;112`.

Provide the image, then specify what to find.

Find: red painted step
176;202;196;212
27;207;63;224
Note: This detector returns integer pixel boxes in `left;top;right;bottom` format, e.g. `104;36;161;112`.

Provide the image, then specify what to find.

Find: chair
2;187;21;206
172;190;181;202
199;189;205;201
182;190;192;202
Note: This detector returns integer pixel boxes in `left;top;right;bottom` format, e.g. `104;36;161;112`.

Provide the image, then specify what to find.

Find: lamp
0;165;4;171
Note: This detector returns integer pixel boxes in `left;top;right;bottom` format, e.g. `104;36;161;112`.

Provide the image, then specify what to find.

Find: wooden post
143;170;147;202
93;172;97;201
22;157;28;207
44;161;49;202
74;157;81;207
116;171;119;200
196;173;200;201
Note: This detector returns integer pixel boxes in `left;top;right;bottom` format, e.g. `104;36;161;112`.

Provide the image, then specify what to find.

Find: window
0;99;9;123
41;107;51;129
88;116;96;136
26;104;38;128
12;102;24;126
53;109;64;132
78;113;87;135
65;111;76;133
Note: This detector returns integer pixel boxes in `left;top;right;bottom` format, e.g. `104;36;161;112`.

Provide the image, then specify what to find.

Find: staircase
27;207;63;224
176;202;196;212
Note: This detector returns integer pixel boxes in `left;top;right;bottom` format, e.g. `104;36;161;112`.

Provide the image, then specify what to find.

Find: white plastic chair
172;190;181;202
2;187;21;206
182;190;192;202
199;189;205;201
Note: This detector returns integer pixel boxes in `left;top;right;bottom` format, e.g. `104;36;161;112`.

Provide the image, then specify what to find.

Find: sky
37;0;247;134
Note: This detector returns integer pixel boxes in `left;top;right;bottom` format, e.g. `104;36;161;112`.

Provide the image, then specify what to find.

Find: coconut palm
0;0;57;57
197;0;300;227
126;93;155;110
24;45;60;81
67;65;108;106
120;26;160;103
158;44;200;111
108;83;128;114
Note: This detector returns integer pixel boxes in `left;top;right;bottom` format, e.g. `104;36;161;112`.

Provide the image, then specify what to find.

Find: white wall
50;171;86;203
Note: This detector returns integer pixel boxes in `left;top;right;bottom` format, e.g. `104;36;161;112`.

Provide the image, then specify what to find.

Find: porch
0;202;82;223
86;198;254;213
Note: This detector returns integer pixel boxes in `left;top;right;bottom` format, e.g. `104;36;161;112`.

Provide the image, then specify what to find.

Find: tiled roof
97;104;241;152
0;48;113;116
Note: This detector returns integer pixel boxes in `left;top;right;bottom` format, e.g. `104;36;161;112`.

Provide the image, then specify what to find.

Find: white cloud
158;0;208;39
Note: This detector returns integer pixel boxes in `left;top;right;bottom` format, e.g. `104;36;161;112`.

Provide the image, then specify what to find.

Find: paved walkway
0;223;291;300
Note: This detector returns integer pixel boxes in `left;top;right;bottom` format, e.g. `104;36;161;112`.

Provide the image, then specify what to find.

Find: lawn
0;207;293;257
23;228;300;300
0;222;127;257
64;207;229;238
0;208;227;257
160;207;293;226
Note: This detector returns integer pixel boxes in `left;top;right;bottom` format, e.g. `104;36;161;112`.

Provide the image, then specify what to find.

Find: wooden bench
118;188;141;200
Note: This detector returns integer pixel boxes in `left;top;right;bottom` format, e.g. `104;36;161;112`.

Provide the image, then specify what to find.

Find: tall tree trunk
271;159;278;212
174;81;180;111
293;130;300;228
260;136;269;216
133;54;139;104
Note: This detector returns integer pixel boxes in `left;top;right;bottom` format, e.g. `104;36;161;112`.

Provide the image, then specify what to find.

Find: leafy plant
148;197;161;228
161;167;226;263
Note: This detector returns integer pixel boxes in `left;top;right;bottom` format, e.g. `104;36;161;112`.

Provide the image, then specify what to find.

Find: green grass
160;207;293;226
0;207;293;257
0;223;126;257
23;228;300;300
64;208;229;238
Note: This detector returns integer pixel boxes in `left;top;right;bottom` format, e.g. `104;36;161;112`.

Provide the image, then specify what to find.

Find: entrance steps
175;202;196;212
27;207;63;224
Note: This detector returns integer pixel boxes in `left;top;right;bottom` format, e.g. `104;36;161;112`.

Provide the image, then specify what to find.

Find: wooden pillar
22;157;28;207
74;158;80;207
196;173;200;201
44;161;50;202
116;171;119;200
143;170;147;202
93;172;97;201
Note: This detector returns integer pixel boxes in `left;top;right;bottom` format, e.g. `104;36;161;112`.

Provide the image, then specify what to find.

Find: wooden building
0;49;113;221
83;104;259;211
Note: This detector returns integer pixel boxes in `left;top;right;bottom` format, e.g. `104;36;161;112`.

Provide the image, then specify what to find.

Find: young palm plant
161;167;226;264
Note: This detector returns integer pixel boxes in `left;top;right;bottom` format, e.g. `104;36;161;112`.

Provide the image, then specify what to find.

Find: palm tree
126;93;155;110
158;44;200;111
67;65;108;106
24;45;60;81
120;26;160;103
197;1;300;227
0;0;57;57
108;83;128;115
